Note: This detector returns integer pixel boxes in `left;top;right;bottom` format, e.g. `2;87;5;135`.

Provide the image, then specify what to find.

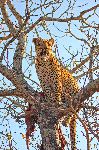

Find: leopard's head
33;38;54;57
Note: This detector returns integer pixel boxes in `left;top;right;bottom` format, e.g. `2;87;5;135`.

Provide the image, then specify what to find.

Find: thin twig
71;107;90;150
26;4;99;32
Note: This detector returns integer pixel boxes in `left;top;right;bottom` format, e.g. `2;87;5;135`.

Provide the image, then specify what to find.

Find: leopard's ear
49;38;54;46
33;38;37;44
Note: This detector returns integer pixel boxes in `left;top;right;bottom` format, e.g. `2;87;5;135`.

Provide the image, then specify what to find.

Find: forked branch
27;4;99;33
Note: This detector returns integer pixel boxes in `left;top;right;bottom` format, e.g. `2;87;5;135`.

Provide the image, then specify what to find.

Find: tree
0;0;99;150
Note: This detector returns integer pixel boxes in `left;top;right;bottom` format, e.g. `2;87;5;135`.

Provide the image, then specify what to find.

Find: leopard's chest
35;57;56;82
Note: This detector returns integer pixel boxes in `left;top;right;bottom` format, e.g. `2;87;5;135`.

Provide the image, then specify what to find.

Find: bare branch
7;97;25;111
70;45;99;74
0;88;22;97
0;33;12;41
71;107;90;150
68;23;91;47
0;64;39;106
0;1;16;34
75;66;98;79
71;56;90;73
81;17;99;29
80;4;99;16
7;0;23;25
27;4;99;33
0;64;23;88
89;47;94;82
74;78;99;107
83;108;99;140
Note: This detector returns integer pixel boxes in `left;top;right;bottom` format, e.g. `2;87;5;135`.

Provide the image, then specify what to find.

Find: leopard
33;37;79;149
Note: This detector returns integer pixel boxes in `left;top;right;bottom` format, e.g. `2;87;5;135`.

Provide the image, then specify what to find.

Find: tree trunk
38;108;66;150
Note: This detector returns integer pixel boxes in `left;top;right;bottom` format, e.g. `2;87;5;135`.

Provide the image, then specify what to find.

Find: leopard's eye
40;50;46;56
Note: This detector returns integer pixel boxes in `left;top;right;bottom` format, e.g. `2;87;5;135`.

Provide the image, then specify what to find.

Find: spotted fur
33;38;79;104
33;37;79;149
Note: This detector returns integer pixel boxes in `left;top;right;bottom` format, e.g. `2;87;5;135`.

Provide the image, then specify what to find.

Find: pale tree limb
0;64;39;106
0;16;29;64
7;0;23;25
0;64;23;88
0;1;26;73
13;32;27;73
70;56;90;74
0;64;35;95
74;78;99;107
0;0;16;34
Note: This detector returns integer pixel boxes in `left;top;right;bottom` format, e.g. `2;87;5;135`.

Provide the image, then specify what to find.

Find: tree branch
0;88;23;97
13;33;27;73
75;66;98;79
74;78;99;107
7;0;23;25
0;64;24;89
70;45;99;74
0;64;39;106
0;33;12;42
71;107;90;150
83;108;99;140
26;4;99;33
0;0;16;34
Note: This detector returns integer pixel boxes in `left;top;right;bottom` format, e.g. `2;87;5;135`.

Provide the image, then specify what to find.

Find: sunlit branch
80;4;99;16
0;33;12;42
0;1;16;33
7;0;23;25
74;78;99;106
0;18;29;64
0;63;39;104
70;56;90;73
